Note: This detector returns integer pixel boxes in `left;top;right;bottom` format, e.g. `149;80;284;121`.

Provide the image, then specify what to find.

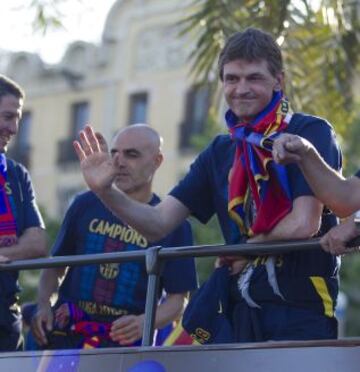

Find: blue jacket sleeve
286;115;342;200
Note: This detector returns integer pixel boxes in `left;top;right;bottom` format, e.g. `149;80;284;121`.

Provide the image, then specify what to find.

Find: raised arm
74;126;190;241
273;133;360;217
94;190;190;242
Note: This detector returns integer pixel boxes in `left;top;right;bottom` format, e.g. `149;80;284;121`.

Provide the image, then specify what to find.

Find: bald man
31;125;197;350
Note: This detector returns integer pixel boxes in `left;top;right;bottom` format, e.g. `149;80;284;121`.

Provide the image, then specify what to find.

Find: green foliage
190;216;224;284
338;253;360;336
341;114;360;175
283;22;356;139
190;106;226;151
26;0;82;34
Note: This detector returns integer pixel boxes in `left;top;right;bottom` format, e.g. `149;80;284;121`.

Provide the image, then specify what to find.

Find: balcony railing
1;237;358;347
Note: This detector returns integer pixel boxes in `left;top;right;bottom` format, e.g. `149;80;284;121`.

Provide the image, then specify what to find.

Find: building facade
3;0;214;218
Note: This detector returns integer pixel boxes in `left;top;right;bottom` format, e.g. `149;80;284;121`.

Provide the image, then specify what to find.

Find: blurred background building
1;0;213;218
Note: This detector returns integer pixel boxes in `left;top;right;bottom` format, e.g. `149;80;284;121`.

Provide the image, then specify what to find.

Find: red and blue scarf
0;154;17;247
55;302;112;349
226;91;292;236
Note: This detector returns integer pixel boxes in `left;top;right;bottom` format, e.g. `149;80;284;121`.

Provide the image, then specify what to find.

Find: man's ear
274;71;285;91
154;152;164;170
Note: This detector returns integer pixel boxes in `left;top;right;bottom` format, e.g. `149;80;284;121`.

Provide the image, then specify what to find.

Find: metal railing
0;238;358;347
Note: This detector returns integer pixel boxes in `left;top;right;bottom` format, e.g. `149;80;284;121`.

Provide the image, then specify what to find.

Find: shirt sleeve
17;163;45;230
51;197;81;256
355;169;360;178
159;220;198;294
286;116;342;200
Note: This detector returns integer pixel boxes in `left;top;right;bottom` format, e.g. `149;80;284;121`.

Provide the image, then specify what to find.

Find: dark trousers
258;302;338;341
230;277;338;342
0;326;24;351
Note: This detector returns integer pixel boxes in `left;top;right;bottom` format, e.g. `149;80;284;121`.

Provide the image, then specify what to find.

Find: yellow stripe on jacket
310;276;334;317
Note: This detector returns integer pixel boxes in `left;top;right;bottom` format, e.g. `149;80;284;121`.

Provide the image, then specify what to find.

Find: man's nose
113;152;125;167
234;79;250;95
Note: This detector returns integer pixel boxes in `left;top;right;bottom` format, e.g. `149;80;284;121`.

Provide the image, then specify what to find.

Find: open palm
73;125;116;193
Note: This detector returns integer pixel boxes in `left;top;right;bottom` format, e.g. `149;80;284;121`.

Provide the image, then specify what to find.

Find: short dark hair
218;27;283;80
0;75;25;101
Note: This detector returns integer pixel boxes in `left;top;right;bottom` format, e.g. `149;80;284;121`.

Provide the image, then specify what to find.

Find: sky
0;0;117;64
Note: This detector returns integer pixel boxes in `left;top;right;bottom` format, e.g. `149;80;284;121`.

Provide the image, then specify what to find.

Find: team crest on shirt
99;263;120;279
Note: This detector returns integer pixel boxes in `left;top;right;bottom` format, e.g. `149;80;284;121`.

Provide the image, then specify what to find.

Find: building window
8;110;32;168
72;101;90;138
57;101;90;165
128;92;148;124
179;84;211;150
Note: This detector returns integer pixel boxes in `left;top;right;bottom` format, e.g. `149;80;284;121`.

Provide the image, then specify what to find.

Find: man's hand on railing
320;218;360;256
110;314;144;345
31;303;53;346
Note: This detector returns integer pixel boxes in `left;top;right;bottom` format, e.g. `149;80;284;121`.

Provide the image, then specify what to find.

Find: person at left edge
31;124;197;349
0;75;47;351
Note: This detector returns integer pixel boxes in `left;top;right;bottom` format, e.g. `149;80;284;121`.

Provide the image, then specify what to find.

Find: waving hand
73;125;116;194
